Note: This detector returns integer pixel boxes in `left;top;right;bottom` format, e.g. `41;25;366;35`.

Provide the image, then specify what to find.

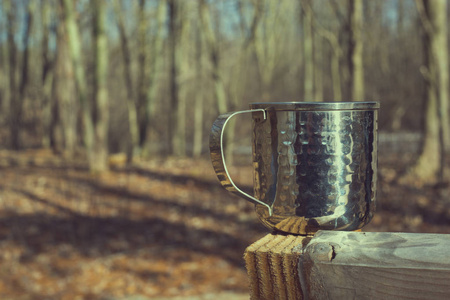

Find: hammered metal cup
210;102;379;235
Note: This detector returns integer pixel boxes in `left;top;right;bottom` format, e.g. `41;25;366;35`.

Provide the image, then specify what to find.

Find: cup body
250;102;378;234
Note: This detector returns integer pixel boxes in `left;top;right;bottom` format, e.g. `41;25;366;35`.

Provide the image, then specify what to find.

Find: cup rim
249;101;380;111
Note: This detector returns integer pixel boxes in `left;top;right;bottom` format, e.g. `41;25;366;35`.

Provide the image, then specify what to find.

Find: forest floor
0;149;449;299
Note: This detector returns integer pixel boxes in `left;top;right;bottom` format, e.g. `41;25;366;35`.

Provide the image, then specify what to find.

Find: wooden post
244;233;311;300
244;231;450;300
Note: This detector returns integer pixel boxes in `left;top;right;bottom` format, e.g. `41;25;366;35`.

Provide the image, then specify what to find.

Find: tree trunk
315;2;342;102
60;0;95;170
91;0;109;172
142;0;166;158
167;0;181;156
314;34;324;101
0;46;8;124
0;2;11;126
176;2;189;157
41;0;55;149
136;0;148;153
348;0;364;101
408;0;449;183
6;0;18;149
430;1;450;151
331;47;342;102
410;77;441;183
302;0;314;101
253;0;281;101
224;0;265;164
199;0;228;114
9;0;34;150
199;0;235;161
14;0;34;149
192;4;205;158
390;0;406;131
193;21;204;158
52;6;77;156
114;0;139;163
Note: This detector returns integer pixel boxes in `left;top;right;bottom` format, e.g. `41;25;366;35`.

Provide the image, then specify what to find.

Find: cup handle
209;109;272;216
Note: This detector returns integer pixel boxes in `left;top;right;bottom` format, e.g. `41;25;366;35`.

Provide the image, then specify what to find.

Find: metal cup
210;102;379;235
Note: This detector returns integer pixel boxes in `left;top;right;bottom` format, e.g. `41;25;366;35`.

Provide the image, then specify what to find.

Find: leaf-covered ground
0;149;449;299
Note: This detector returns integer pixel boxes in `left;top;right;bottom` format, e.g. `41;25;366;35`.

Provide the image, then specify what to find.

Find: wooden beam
244;233;310;300
301;231;450;299
245;231;450;300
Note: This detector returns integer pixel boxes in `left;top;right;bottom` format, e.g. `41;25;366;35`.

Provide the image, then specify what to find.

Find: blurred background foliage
0;0;450;299
0;0;447;177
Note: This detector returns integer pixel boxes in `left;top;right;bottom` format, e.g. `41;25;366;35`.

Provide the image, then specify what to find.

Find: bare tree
91;0;109;172
301;0;314;100
41;0;56;148
6;0;35;150
60;0;102;171
167;0;182;156
5;0;18;149
0;1;12;125
193;14;204;158
114;0;139;162
114;0;166;159
200;0;236;161
51;2;77;155
199;0;228;114
142;0;166;158
391;0;407;131
253;0;284;101
0;0;446;183
302;1;342;102
60;0;93;154
175;1;192;157
136;0;147;149
348;0;364;101
407;0;449;183
314;32;324;101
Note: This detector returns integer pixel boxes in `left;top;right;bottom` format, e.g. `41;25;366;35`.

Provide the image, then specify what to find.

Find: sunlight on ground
0;149;449;299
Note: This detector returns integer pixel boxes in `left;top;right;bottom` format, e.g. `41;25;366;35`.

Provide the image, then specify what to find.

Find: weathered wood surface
244;233;310;300
245;231;450;300
301;231;450;299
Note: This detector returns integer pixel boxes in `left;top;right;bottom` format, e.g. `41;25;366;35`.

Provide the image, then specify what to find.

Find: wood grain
244;233;309;300
300;231;450;300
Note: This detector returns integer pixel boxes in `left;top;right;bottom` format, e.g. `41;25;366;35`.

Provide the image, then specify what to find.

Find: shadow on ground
1;150;450;299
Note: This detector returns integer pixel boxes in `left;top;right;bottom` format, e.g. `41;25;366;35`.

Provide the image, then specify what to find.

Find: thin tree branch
415;0;433;36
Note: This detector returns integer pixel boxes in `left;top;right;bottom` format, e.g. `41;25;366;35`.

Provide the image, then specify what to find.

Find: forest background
0;0;450;299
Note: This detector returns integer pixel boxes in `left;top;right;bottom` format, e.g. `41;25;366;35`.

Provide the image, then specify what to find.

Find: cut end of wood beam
244;233;309;300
